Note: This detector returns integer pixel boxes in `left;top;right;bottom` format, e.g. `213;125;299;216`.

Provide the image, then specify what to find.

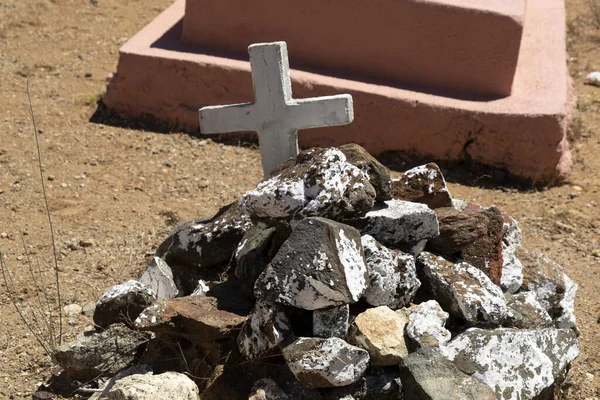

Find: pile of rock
53;144;579;400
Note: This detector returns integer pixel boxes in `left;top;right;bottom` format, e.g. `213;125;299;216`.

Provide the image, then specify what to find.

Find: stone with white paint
392;163;453;209
155;203;252;270
556;273;578;329
235;223;277;295
586;71;600;87
417;252;507;327
238;147;375;222
254;217;368;310
248;378;291;400
93;280;157;329
282;337;370;388
500;217;523;293
504;291;553;329
313;304;349;338
139;257;179;300
237;299;292;360
108;371;200;400
339;143;393;202
360;235;420;309
354;199;439;248
348;306;410;366
441;328;579;400
199;41;353;177
406;300;451;349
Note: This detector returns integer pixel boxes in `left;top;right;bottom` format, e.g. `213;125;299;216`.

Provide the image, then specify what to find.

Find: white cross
199;41;354;177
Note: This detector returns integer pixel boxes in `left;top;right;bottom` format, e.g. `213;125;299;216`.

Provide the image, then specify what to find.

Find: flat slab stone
103;0;573;184
183;0;525;97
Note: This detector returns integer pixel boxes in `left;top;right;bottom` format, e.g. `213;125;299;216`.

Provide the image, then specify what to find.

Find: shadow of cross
199;41;354;177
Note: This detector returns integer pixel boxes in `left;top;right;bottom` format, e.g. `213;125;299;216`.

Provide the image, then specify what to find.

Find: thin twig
27;81;62;345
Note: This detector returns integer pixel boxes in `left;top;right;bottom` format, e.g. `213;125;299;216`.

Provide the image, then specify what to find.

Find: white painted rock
391;163;453;209
504;291;553;329
441;328;579;400
360;235;420;309
93;280;157;329
249;378;291;400
417;252;507;326
238;148;375;222
237;299;291;360
348;306;409;366
357;199;439;247
282;337;370;388
108;371;199;400
313;304;349;338
406;300;451;348
586;71;600;87
500;217;523;293
556;274;578;329
139;257;179;300
254;217;368;310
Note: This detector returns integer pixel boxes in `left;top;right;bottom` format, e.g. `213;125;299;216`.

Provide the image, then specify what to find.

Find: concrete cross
199;41;354;177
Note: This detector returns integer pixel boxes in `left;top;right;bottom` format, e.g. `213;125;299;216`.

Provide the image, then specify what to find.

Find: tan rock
348;306;409;366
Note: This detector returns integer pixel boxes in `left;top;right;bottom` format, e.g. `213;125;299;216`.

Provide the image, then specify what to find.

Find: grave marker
199;41;354;177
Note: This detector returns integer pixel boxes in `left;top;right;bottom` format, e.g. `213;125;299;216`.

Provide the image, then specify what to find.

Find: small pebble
79;239;96;248
63;303;82;317
0;232;8;239
61;183;67;188
586;72;600;87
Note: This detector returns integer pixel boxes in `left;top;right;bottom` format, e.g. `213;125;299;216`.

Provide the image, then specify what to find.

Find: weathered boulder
360;235;420;309
353;199;439;248
458;205;504;285
500;217;523;293
348;306;409;366
339;143;392;202
134;295;247;344
426;207;487;255
391;163;453;209
107;371;199;400
518;249;577;327
139;257;179;300
237;299;292;360
283;337;370;388
417;252;507;327
54;323;150;381
155;202;252;269
399;348;496;400
234;223;277;296
93;280;157;329
239;147;376;222
441;328;579;400
503;292;553;329
406;300;451;349
313;304;349;339
255;217;368;310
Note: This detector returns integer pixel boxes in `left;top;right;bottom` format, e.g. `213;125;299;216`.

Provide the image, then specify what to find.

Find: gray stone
313;304;349;338
107;371;199;400
348;306;409;366
417;252;507;327
504;292;553;329
500;217;523;293
360;234;420;309
238;147;376;222
54;323;150;381
237;299;292;360
255;217;368;310
155;202;252;269
234;224;277;295
518;249;577;325
93;280;157;329
441;328;579;400
139;257;179;300
406;300;451;349
399;348;496;400
283;337;370;388
339;143;392;202
355;199;439;248
391;163;453;209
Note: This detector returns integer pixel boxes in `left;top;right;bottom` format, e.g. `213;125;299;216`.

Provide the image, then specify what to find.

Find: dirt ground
0;0;598;398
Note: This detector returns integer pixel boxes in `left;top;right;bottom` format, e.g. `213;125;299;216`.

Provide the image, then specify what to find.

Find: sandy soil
0;0;598;398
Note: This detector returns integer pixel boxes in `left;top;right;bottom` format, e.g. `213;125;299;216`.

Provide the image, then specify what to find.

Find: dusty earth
0;0;598;398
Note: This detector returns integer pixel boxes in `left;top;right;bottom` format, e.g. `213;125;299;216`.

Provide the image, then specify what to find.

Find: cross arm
199;103;256;134
287;94;354;131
